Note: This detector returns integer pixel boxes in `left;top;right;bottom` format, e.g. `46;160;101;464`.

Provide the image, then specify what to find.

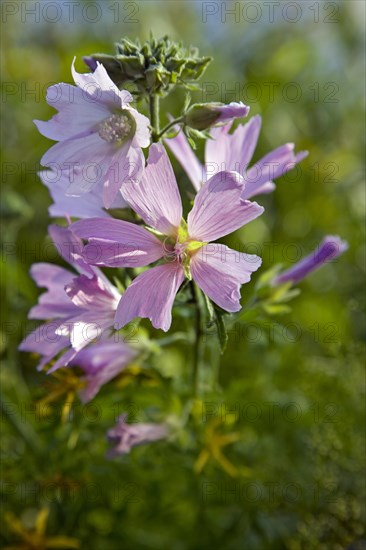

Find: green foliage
1;2;365;549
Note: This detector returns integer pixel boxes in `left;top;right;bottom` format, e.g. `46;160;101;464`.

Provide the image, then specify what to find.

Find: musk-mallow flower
107;414;168;457
35;59;150;209
273;235;348;285
166;114;308;199
71;143;264;332
19;225;121;372
69;337;137;403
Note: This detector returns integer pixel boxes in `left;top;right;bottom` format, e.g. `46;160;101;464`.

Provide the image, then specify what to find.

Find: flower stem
192;282;205;395
149;93;160;142
157;117;184;140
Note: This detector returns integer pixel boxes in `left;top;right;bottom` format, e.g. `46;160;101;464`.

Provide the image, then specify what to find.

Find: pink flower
39;169;128;219
35;59;150;209
19;225;120;372
71;144;263;332
166;114;308;199
107;414;168;457
69;338;137;403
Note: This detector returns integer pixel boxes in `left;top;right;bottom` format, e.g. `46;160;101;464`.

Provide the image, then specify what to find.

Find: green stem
157;117;184;139
192;282;205;395
149;93;160;142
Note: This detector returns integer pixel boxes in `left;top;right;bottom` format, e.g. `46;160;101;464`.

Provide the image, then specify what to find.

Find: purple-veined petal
102;143;144;209
164;121;204;191
71;218;165;268
205;115;262;179
114;262;185;332
34;83;110;141
191;244;262;312
187;171;264;242
242;143;308;199
40;132;111;175
48;224;94;277
121;143;183;236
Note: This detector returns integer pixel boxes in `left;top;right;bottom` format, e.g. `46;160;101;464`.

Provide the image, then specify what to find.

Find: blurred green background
1;1;365;549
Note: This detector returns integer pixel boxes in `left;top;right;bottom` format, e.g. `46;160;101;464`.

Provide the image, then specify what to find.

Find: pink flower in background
35;59;150;209
39;169;128;219
107;414;168;457
72;143;263;332
273;235;348;285
69;338;137;403
166;114;308;199
19;225;120;372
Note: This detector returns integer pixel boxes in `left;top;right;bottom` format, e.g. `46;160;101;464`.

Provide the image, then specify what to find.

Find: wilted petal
191;244;262;312
273;235;348;285
187;171;264;242
115;262;185;332
71;218;165;267
121;143;182;236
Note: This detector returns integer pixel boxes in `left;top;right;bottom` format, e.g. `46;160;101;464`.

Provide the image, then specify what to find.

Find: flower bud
273;235;348;286
184;101;249;130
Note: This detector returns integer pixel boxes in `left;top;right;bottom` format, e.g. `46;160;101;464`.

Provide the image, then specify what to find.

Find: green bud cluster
85;35;212;97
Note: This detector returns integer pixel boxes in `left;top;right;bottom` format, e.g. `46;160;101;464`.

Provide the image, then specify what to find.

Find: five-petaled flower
20;225;122;372
71;143;264;332
166;114;308;199
35;59;150;209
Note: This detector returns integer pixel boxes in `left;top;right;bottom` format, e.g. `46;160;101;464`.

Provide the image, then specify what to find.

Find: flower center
98;111;136;144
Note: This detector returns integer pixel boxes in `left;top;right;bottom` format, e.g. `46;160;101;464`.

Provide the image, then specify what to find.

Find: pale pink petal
29;263;78;319
131;109;151;148
242;144;308;199
102;144;144;209
164;122;204;191
187;171;264;242
71;218;165;267
191;244;262;312
121;143;183;236
34;82;109;141
48;224;94;277
41;132;111;174
115;262;185;332
39;170;112;219
70;340;136;403
71;58;132;109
